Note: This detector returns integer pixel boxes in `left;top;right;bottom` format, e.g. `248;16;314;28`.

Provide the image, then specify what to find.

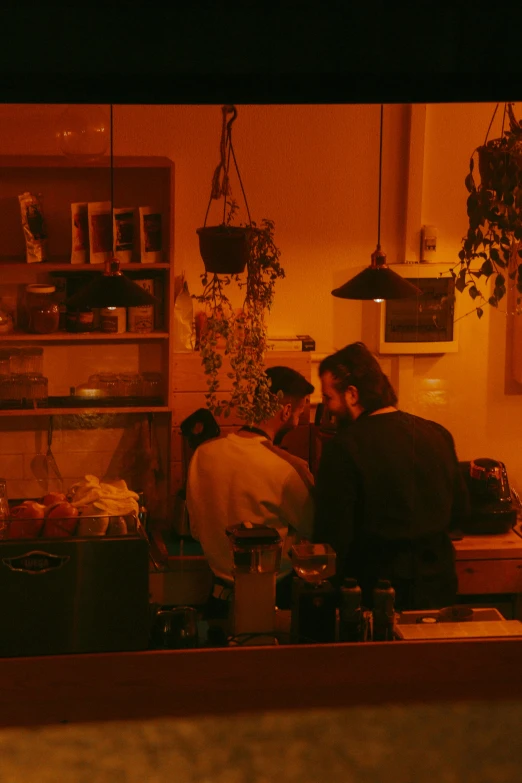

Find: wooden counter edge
1;637;522;728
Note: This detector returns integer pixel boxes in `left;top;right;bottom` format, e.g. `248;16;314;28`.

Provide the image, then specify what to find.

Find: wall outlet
420;225;437;262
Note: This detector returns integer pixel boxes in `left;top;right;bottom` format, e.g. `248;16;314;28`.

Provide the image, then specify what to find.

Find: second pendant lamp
332;105;421;302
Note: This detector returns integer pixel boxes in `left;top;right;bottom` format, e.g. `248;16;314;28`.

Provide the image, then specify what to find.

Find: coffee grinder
226;523;283;640
290;543;337;644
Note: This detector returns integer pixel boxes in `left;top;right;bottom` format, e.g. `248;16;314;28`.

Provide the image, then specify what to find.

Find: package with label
139;206;162;264
19;192;48;263
113;207;135;264
173;273;194;351
128;278;155;333
88;201;112;264
70;202;89;264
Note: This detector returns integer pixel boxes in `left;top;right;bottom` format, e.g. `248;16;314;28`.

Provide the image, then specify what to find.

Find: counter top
453;524;522;560
156;525;522;564
2;637;522;730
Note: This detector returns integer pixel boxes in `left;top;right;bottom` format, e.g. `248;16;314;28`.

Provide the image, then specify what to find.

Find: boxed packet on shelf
266;334;316;352
139;206;162;263
70;202;89;264
88;201;112;264
113;207;136;265
19;192;48;263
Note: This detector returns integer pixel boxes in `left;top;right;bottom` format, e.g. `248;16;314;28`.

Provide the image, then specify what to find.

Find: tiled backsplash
0;414;164;501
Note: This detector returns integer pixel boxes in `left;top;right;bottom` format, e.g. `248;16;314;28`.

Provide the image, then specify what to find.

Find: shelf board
0;406;171;417
0;332;169;342
0;155;174;169
0;259;170;271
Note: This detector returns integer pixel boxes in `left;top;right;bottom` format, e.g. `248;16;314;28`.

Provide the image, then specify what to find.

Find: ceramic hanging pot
196;224;252;275
477;143;522;191
197;105;253;275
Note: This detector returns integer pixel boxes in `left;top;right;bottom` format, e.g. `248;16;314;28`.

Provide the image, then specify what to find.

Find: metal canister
128;279;154;333
101;307;127;334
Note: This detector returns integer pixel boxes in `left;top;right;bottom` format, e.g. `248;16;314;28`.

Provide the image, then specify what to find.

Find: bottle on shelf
372;579;396;641
339;577;363;642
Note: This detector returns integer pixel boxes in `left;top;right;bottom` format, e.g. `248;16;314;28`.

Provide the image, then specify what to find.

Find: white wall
1;102;521;494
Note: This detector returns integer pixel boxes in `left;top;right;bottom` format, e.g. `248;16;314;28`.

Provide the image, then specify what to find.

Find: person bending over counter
186;366;315;610
313;342;469;612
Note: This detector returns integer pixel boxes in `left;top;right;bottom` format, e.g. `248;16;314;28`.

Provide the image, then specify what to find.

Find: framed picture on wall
379;264;459;354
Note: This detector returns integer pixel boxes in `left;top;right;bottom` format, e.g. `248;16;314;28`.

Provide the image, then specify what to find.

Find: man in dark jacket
313;342;469;611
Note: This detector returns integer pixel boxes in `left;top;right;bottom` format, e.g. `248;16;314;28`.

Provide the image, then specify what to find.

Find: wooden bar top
453;524;522;561
1;638;522;729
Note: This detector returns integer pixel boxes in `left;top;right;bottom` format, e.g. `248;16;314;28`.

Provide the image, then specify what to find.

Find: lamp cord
377;104;383;250
110;103;114;242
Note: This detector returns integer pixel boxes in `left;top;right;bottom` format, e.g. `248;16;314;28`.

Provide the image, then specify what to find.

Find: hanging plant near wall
455;102;522;318
193;106;285;425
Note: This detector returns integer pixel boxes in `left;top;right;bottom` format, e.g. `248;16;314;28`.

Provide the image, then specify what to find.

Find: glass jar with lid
22;374;48;407
8;348;23;375
0;350;10;377
118;372;142;397
97;372;119;397
141;372;164;400
0;306;13;335
67;307;94;333
19;347;44;375
25;284;60;334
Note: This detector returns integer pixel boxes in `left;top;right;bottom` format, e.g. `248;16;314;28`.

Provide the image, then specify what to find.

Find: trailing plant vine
194;202;286;425
454;102;522;319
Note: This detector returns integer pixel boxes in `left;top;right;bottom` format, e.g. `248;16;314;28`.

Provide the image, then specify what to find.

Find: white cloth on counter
186;433;314;584
69;475;139;517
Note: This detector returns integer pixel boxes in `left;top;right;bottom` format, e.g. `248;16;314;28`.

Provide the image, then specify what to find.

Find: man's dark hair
319;342;397;412
265;366;314;401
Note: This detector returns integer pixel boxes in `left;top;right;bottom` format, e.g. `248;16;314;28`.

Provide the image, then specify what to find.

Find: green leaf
495;273;505;287
469;285;479;300
481;259;494;277
477;307;484;319
488;296;498;308
455;270;467;293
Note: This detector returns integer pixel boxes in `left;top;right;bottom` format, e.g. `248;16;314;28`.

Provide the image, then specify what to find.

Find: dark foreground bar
1;638;521;728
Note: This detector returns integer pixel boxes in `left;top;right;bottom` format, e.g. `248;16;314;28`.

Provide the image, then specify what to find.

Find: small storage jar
25;285;59;334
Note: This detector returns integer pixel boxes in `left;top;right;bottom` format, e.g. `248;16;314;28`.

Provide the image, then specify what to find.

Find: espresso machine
459;458;518;534
226;523;283;640
290;543;337;644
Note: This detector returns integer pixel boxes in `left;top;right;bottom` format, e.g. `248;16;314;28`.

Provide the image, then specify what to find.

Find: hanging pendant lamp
65;105;158;310
332;105;421;302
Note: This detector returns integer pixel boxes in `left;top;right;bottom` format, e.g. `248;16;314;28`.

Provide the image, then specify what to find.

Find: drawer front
457;559;522;595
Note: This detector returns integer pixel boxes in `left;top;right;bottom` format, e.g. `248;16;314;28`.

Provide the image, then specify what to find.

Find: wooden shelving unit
0;154;175;414
2;332;169;342
0;406;170;418
0;260;171;271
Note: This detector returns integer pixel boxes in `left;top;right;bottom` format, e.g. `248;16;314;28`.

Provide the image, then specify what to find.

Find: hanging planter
477;144;522;192
196;105;252;275
196;224;252;275
193;105;285;426
455;102;522;316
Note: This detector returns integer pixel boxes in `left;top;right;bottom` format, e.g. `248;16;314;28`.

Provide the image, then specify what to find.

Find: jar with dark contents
25;284;60;334
66;307;94;333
